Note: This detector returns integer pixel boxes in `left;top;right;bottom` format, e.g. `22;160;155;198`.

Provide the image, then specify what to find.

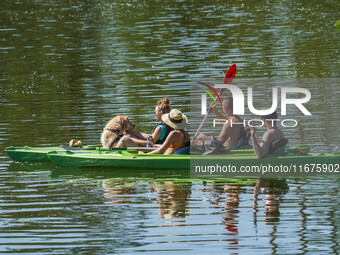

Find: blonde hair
156;97;171;114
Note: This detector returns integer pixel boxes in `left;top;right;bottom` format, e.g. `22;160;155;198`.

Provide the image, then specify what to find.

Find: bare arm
151;126;162;143
148;132;177;154
254;133;262;143
209;103;226;120
123;127;163;147
217;121;232;144
251;129;272;159
128;130;148;140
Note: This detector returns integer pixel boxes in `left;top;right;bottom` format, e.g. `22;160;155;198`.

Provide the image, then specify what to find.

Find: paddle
193;64;237;140
60;145;157;151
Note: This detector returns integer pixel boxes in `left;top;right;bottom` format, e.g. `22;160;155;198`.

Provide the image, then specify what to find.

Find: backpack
269;139;288;154
236;126;251;149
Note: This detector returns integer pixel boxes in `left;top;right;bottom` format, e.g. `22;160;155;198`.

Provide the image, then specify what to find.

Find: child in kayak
192;97;244;148
148;109;190;155
250;111;285;159
116;97;173;147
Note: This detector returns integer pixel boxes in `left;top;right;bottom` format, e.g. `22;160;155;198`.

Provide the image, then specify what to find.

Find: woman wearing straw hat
148;109;190;155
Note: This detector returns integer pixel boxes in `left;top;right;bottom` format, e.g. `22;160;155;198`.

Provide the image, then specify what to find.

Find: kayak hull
6;146;340;173
5;145;102;163
47;150;340;171
48;150;191;169
5;146;60;162
2;144;266;163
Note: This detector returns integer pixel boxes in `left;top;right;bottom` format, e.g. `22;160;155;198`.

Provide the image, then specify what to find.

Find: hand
250;127;256;136
209;102;217;113
147;136;155;147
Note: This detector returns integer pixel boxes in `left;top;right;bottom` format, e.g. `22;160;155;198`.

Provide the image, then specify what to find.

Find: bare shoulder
263;127;284;143
230;115;243;122
183;130;190;141
167;130;179;139
226;115;243;130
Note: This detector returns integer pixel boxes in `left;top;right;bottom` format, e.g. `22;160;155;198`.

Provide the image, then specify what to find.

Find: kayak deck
5;145;160;163
5;145;103;162
5;146;61;162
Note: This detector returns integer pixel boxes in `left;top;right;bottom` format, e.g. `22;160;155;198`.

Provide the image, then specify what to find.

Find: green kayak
5;145;157;163
5;145;339;175
5;144;252;163
5;145;102;162
5;143;301;164
5;146;62;162
46;148;340;170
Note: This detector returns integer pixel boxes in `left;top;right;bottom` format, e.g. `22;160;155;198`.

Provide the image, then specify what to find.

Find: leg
127;130;148;140
116;135;140;148
174;146;191;155
191;133;210;146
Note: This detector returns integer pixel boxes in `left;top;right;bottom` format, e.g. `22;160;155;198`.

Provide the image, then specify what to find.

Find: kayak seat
236;126;251;149
271;145;286;154
269;139;288;154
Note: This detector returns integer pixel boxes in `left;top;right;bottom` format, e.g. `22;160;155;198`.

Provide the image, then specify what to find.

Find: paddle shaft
193;92;221;140
192;64;236;141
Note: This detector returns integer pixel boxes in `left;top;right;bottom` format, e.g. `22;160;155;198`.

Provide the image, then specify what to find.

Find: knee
120;135;131;142
116;135;131;147
198;133;209;140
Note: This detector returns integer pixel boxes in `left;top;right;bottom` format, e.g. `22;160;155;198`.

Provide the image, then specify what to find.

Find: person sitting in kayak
192;96;244;148
116;97;173;147
250;111;285;159
148;109;190;155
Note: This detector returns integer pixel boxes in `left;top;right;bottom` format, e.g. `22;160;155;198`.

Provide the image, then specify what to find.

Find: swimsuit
151;123;172;144
169;130;190;149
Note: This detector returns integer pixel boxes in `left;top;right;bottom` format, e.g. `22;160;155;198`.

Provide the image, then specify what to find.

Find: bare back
164;130;190;155
218;115;243;147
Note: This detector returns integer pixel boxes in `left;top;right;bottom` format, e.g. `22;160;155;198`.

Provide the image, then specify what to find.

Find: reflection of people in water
101;179;191;219
207;183;242;250
253;179;289;223
102;179;136;204
223;185;241;249
153;181;191;219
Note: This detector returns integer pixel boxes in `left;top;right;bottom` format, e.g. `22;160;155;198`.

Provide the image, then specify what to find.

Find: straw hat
161;109;188;130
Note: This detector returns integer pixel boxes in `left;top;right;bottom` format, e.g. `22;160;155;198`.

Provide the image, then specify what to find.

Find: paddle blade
198;82;223;106
222;63;237;85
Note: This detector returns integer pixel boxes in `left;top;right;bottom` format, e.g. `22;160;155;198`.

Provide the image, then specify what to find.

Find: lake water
0;0;339;254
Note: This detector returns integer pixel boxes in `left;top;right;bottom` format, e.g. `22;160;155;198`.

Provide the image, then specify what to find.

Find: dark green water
0;0;339;254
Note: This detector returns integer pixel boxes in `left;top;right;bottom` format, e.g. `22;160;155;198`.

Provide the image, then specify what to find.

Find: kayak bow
5;145;159;163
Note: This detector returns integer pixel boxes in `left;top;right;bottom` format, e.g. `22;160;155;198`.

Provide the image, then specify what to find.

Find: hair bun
156;97;171;114
162;97;170;105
